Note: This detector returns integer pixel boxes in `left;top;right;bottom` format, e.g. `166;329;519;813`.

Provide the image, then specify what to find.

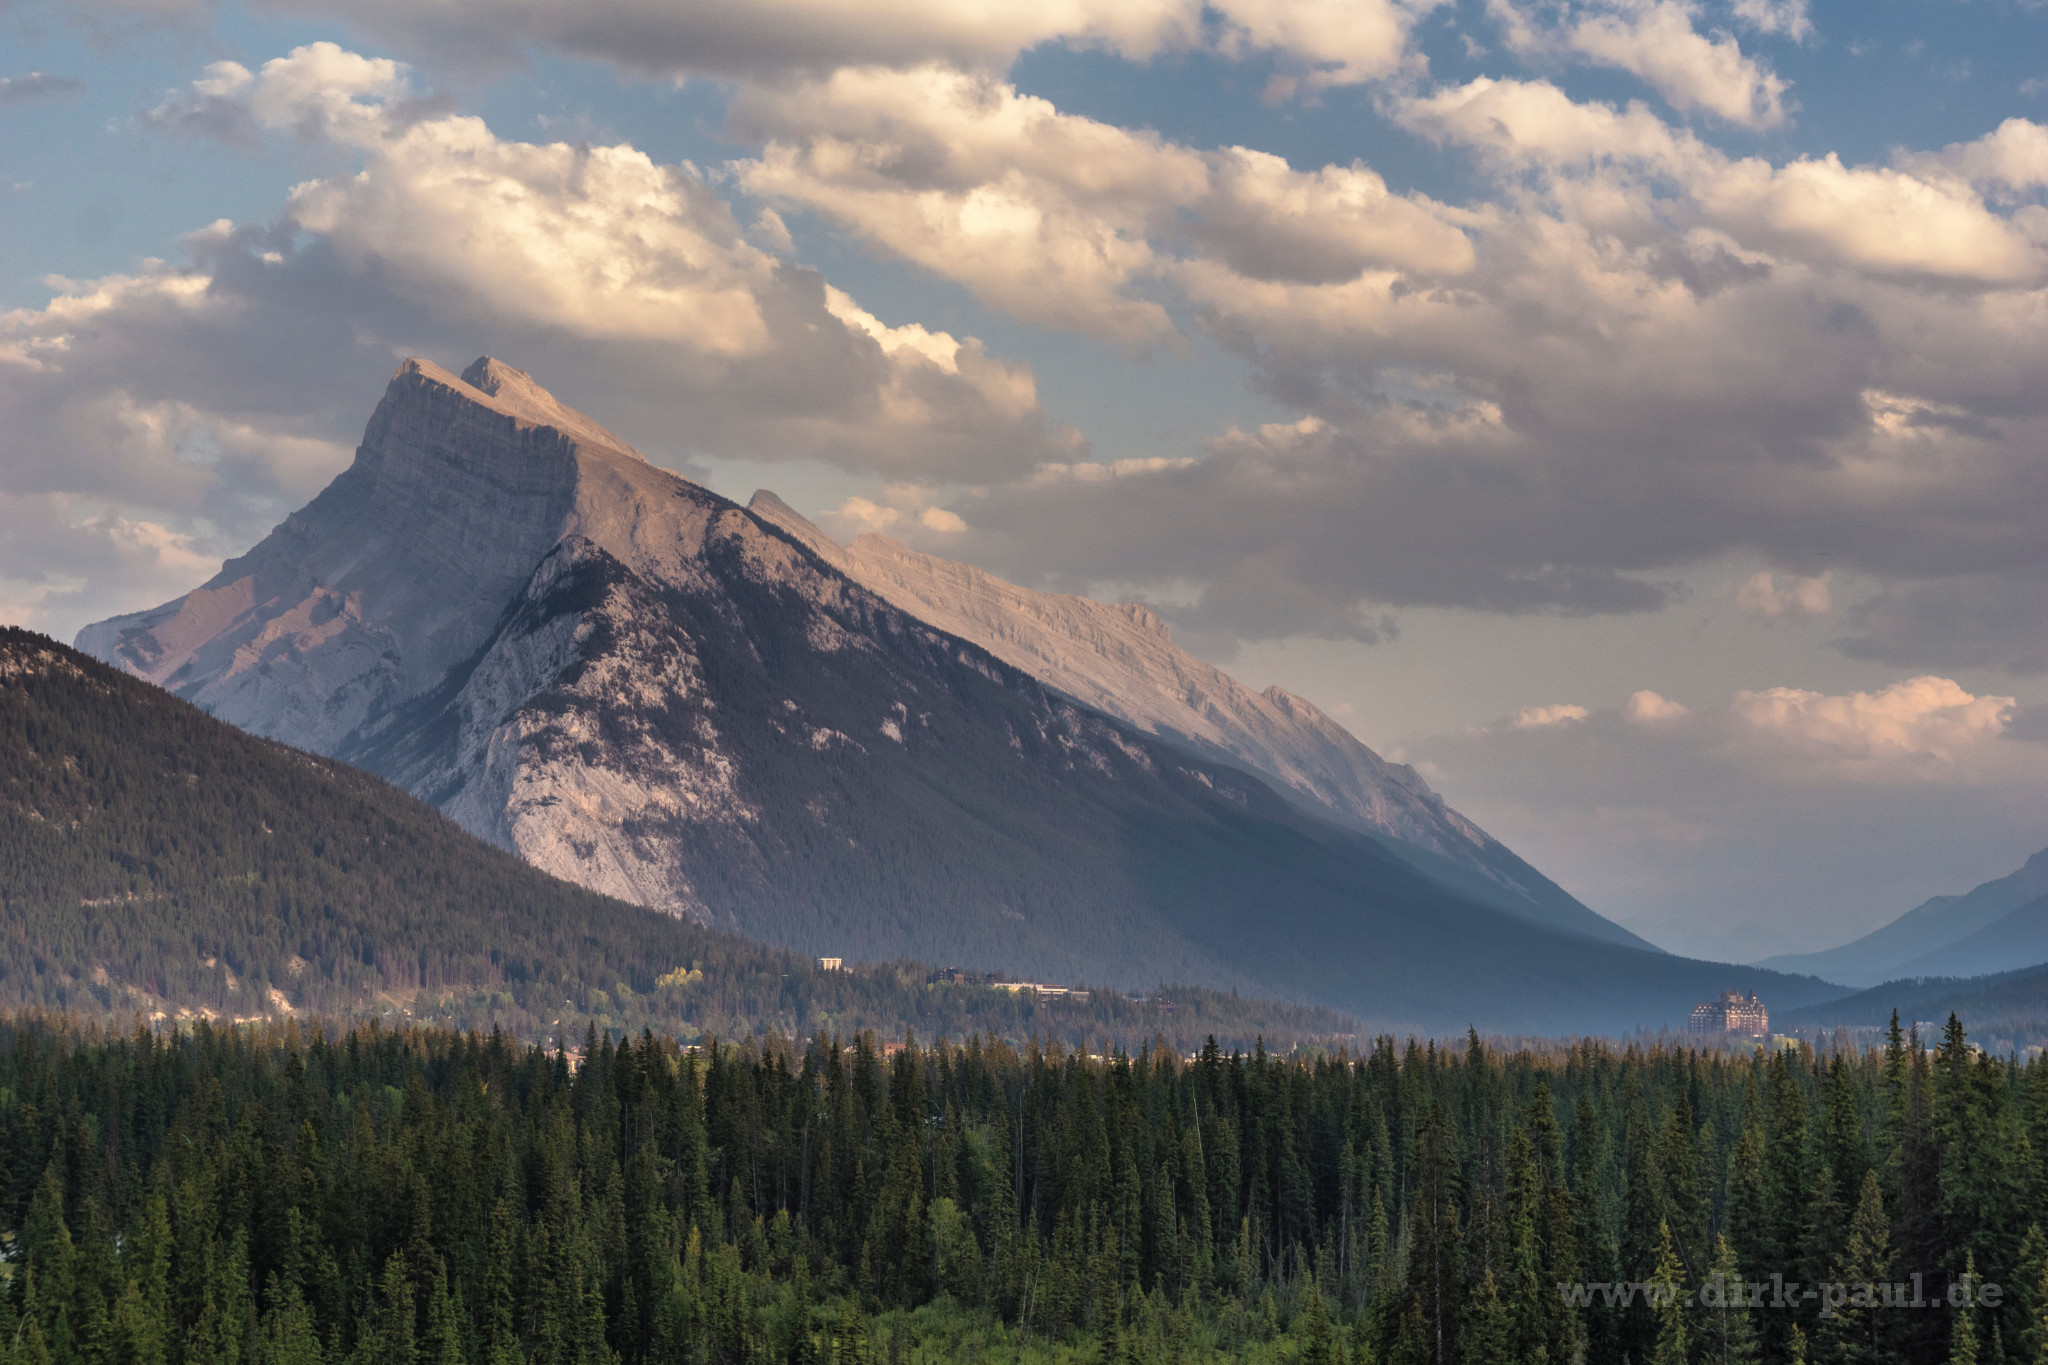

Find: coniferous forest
0;1010;2036;1365
0;628;1358;1054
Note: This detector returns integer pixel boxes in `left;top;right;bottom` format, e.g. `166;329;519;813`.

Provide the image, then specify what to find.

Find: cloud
1568;1;1789;128
1398;77;2041;285
989;78;2046;632
1193;147;1477;283
816;490;969;539
241;0;1204;79
1916;118;2048;197
795;71;2048;648
1731;676;2014;763
1513;702;1590;727
1213;0;1449;89
1735;569;1830;620
1406;679;2048;957
1487;0;1789;128
0;45;1081;639
163;0;1449;93
1626;689;1688;720
732;65;1472;344
733;66;1197;343
1835;572;2048;676
1729;0;1811;41
0;73;85;105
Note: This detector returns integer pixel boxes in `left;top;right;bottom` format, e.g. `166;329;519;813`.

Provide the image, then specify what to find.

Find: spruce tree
1816;1169;1893;1365
1697;1234;1758;1365
1947;1251;1980;1365
1648;1220;1689;1365
1458;1270;1508;1365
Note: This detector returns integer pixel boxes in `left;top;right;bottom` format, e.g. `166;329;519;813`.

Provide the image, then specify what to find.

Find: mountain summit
79;358;1834;1032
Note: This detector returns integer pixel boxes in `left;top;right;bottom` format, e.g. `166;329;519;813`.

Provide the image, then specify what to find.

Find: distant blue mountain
1758;846;2048;987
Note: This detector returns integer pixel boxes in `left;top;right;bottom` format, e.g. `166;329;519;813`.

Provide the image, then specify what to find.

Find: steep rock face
78;358;1837;1032
76;360;603;752
747;491;1646;950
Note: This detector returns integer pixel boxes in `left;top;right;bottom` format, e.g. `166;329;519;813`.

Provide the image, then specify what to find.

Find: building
817;957;843;972
991;981;1090;1001
1688;989;1769;1039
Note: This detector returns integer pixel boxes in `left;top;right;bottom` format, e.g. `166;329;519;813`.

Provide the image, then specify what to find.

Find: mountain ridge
745;491;1650;951
75;356;1839;1033
1758;844;2048;986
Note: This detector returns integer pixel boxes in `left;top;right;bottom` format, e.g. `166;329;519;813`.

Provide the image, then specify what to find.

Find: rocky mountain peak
1113;601;1171;641
74;358;1693;1029
415;355;645;460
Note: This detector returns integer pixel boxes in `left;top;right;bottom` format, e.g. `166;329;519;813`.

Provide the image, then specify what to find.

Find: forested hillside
0;627;1356;1052
0;1011;2031;1364
1783;964;2048;1052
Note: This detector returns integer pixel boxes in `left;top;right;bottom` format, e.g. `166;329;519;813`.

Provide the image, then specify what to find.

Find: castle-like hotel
1688;989;1770;1039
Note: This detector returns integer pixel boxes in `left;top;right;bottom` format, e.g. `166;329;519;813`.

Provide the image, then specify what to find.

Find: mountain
1778;960;2048;1051
745;492;1652;951
1758;845;2048;986
0;626;1361;1049
1889;889;2048;980
77;356;1841;1034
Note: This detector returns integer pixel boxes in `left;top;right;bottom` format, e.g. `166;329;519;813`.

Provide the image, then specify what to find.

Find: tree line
0;1009;2033;1363
0;626;1357;1054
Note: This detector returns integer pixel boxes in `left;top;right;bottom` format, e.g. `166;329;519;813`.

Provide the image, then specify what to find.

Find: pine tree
425;1264;467;1365
1697;1235;1758;1365
2009;1224;2047;1365
2033;1243;2048;1365
1458;1270;1508;1365
1816;1169;1893;1365
1949;1292;1979;1365
1406;1101;1461;1365
1947;1251;1981;1365
1388;1299;1429;1365
1298;1280;1339;1365
1648;1220;1689;1365
355;1252;419;1365
257;1275;327;1365
832;1296;868;1365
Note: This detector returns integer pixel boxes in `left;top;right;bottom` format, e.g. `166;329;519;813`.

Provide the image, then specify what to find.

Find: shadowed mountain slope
745;492;1651;952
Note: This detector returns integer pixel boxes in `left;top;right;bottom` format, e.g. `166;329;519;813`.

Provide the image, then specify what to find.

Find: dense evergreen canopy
0;1011;2036;1364
0;627;1355;1053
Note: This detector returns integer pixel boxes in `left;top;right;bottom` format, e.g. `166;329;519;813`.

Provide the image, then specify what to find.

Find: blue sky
6;0;2048;958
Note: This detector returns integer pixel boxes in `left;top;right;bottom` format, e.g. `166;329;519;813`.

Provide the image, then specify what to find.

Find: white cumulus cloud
1568;0;1789;128
732;65;1473;344
0;44;1089;640
1487;0;1789;128
1513;702;1591;727
1735;570;1830;620
1732;677;2015;762
1626;689;1689;721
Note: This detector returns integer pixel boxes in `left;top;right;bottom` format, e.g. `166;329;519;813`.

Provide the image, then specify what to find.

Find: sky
4;0;2048;962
